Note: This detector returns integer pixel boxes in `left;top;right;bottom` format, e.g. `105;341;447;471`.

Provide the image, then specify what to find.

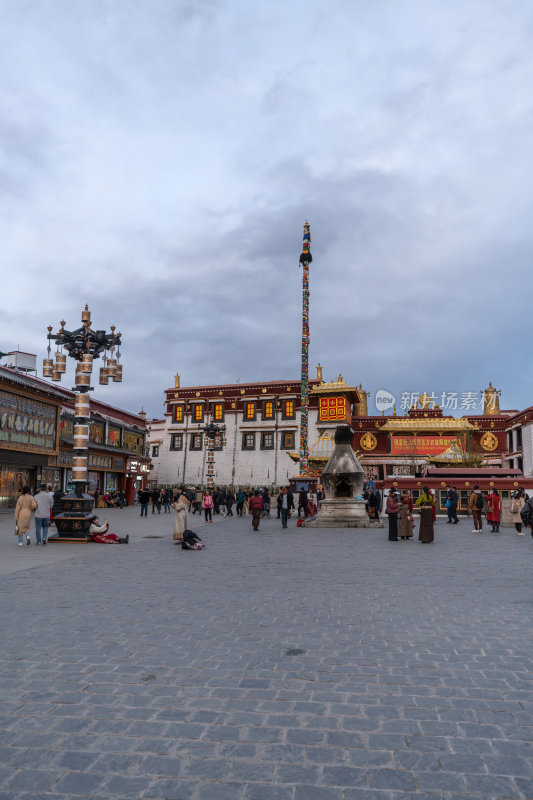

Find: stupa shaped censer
303;425;382;528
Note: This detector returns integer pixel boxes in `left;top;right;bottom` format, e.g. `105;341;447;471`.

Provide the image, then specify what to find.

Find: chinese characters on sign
319;397;347;422
390;435;457;456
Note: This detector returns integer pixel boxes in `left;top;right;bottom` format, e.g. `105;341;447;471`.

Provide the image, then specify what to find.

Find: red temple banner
390;434;457;456
319;397;347;422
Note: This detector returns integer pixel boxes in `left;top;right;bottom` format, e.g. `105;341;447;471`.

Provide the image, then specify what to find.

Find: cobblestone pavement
1;506;533;800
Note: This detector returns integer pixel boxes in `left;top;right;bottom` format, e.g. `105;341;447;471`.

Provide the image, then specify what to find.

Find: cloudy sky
1;0;532;419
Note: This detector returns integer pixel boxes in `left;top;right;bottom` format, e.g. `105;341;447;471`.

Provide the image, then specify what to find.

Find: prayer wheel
75;394;90;418
51;371;62;382
112;364;123;383
43;359;54;377
106;359;117;378
80;354;93;373
99;368;109;385
73;424;89;449
72;455;87;480
55;354;67;373
75;373;91;388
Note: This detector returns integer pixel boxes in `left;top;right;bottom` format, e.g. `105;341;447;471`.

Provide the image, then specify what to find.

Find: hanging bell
51;371;62;382
106;359;117;378
112;364;123;382
43;359;54;377
99;367;109;385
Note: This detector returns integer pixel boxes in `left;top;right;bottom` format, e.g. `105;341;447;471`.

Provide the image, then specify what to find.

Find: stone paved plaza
1;506;533;800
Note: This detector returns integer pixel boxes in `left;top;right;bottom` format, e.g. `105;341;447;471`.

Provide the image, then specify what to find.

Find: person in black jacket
139;488;150;517
277;487;294;529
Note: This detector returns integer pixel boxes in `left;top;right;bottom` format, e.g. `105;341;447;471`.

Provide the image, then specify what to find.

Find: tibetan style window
152;445;159;458
280;431;295;450
212;402;224;422
244;401;256;421
170;434;183;451
283;399;296;419
242;432;256;450
190;433;203;451
193;404;204;422
262;400;274;420
174;405;184;423
261;432;274;450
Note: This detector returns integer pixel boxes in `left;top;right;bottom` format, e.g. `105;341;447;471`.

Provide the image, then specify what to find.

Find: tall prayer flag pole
299;221;312;475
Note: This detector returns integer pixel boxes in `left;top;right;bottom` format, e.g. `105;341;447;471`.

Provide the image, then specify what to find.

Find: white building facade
505;407;533;476
147;375;360;488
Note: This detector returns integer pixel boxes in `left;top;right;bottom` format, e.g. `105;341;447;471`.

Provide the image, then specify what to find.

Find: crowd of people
383;484;533;543
12;480;533;548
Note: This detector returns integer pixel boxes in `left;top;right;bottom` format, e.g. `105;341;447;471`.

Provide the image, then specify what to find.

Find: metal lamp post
44;305;123;538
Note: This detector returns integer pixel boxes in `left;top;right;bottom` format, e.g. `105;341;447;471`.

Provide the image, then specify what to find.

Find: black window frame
282;398;296;420
280;431;295;450
170;433;183;451
190;432;203;451
151;444;159;458
242;432;256;450
211;401;225;423
243;401;256;422
262;399;275;421
192;403;204;423
261;432;274;450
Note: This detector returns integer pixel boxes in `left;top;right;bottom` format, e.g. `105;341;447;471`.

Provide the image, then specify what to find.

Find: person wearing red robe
88;517;129;544
487;490;501;533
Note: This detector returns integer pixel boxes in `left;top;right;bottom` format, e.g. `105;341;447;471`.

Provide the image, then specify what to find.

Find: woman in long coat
385;491;399;541
487;489;501;533
416;486;435;543
511;491;526;535
15;485;37;546
172;493;190;544
398;491;414;540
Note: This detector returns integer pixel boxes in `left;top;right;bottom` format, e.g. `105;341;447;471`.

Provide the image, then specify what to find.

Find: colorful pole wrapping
299;221;312;475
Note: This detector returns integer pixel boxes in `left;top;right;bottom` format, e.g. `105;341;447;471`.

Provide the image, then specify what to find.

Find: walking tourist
226;490;234;516
367;490;380;521
88;516;129;543
151;487;161;514
511;490;526;535
250;490;264;531
487;488;501;533
202;490;214;523
262;487;270;517
14;486;37;546
218;490;227;517
416;486;435;543
520;494;533;534
236;488;246;516
385;490;399;541
398;491;414;539
163;488;172;513
469;485;484;532
298;487;308;518
34;483;53;545
172;491;190;544
277;486;294;529
446;485;459;524
139;487;150;517
193;488;203;514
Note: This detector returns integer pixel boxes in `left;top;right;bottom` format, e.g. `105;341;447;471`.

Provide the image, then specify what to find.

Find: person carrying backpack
249;490;264;531
469;486;485;533
202;490;214;523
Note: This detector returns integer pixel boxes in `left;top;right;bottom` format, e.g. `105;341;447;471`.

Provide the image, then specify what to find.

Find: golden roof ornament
482;381;501;415
316;363;323;381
